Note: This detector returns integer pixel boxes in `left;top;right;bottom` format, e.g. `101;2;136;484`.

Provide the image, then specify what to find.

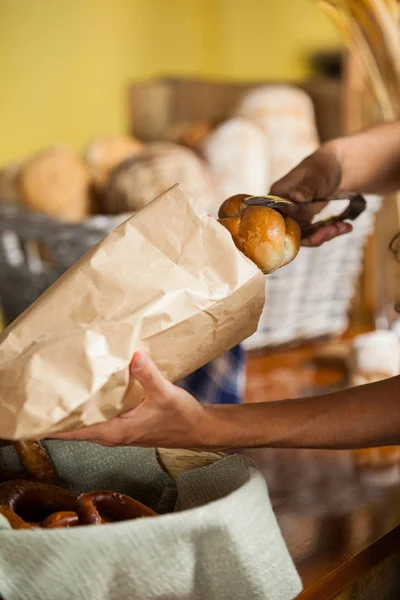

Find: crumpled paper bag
0;184;265;440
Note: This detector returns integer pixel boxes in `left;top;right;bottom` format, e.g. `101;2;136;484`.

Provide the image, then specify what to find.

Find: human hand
53;352;210;449
270;142;353;247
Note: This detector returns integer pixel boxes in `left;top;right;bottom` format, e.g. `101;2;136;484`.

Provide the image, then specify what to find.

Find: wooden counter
244;334;400;599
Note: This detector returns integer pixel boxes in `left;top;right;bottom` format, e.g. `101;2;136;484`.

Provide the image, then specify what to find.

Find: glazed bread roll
201;117;270;200
218;194;301;274
104;141;219;216
19;146;91;222
84;134;143;189
233;85;319;181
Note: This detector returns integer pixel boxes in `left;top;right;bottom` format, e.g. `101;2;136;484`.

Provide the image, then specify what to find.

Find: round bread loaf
103;141;218;215
84;134;143;189
218;194;300;274
201;117;270;200
19;146;91;222
233;85;319;182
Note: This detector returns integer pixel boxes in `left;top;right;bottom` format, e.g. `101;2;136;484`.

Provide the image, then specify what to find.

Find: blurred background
0;0;340;164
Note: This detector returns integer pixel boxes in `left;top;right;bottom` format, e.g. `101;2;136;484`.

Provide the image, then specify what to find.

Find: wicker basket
0;201;129;324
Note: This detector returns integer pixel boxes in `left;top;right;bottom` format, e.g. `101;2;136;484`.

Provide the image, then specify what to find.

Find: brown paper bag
0;184;265;440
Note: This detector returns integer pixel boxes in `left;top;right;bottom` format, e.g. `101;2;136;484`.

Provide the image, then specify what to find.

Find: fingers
52;421;115;443
271;170;327;204
270;146;342;204
270;167;307;201
302;221;352;247
129;351;173;400
51;353;175;446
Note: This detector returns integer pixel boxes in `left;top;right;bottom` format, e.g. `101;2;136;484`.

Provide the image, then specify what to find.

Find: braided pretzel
12;441;56;483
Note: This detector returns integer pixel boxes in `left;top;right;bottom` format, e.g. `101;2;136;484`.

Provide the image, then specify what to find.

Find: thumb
129;352;173;400
270;170;322;204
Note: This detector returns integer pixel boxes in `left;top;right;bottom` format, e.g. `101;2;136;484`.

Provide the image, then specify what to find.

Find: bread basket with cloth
0;442;302;600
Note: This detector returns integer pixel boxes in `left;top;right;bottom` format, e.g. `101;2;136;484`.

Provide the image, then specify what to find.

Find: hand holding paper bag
0;185;265;440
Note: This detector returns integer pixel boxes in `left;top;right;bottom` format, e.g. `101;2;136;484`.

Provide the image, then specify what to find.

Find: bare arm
335;120;400;195
205;375;400;450
55;353;400;452
272;120;400;202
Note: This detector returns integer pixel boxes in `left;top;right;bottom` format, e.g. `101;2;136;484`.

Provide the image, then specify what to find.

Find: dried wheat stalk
316;0;400;221
316;0;400;119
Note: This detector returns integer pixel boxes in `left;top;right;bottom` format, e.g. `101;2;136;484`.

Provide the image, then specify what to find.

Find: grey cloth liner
0;441;302;600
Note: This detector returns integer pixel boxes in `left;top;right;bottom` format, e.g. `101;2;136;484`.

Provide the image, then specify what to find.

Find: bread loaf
104;142;219;216
218;194;301;274
84;134;143;189
165;120;214;150
201;118;270;200
19;146;91;222
233;85;319;182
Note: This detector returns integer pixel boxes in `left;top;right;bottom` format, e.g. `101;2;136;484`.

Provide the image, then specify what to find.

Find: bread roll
19;146;91;222
201;117;270;200
165;120;214;150
233;85;319;182
104;141;219;216
84;134;143;189
218;194;301;274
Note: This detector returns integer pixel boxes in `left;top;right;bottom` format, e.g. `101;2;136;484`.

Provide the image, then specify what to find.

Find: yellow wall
0;0;339;166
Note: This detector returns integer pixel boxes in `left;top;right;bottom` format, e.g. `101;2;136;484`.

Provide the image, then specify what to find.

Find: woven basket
0;201;129;324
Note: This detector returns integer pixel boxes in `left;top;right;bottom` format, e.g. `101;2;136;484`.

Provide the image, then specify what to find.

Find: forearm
204;375;400;450
330;121;400;195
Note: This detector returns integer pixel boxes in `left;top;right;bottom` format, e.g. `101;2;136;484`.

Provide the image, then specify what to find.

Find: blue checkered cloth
176;345;245;405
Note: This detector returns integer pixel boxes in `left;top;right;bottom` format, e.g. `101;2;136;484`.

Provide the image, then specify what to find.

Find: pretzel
12;441;56;483
41;511;80;529
76;491;157;524
0;470;31;483
0;444;157;529
0;480;77;530
0;481;157;529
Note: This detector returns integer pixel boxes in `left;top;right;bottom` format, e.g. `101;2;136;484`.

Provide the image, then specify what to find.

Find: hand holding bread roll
218;194;301;274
